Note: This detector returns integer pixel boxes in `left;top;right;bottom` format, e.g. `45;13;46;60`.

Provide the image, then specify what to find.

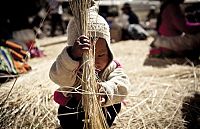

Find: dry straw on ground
0;60;59;129
0;53;200;129
1;37;200;128
113;64;200;129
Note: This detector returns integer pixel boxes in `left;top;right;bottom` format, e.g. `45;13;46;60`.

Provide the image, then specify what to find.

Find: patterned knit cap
67;7;113;61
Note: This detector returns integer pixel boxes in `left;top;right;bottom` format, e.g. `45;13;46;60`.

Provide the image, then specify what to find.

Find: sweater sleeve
49;46;80;90
100;66;130;106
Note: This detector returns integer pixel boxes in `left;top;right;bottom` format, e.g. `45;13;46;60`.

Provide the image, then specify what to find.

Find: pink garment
186;22;200;26
26;40;46;58
158;4;199;36
54;91;70;106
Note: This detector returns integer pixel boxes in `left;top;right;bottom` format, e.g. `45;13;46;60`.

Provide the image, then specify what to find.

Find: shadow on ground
181;92;200;129
143;57;200;68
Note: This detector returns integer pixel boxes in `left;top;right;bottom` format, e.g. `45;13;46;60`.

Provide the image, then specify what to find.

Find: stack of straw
69;0;108;129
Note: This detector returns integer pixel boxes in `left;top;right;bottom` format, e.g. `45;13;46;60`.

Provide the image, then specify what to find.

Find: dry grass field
1;36;200;129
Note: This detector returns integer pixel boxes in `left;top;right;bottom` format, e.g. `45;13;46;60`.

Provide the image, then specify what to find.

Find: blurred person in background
119;2;148;40
121;2;139;25
150;0;200;59
144;5;157;30
49;0;66;37
146;5;157;22
156;0;199;36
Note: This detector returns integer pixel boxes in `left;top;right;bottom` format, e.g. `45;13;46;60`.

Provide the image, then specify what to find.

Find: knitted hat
67;8;113;61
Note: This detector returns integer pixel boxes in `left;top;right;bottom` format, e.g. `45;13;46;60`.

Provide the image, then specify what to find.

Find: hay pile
111;39;200;129
113;65;200;129
0;38;200;129
0;59;59;129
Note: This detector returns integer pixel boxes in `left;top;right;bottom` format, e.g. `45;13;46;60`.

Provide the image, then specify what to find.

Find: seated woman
150;0;200;59
113;2;148;40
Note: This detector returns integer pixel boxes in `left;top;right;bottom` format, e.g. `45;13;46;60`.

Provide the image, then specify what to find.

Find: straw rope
69;0;108;129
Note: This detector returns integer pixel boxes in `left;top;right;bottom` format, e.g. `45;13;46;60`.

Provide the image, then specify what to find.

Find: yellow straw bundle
69;0;109;129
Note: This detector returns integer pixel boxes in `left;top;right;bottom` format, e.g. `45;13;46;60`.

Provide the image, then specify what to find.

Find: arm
100;65;130;106
49;35;91;89
49;46;80;88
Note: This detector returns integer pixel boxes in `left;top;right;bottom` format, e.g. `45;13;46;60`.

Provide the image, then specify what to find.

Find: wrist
67;47;81;61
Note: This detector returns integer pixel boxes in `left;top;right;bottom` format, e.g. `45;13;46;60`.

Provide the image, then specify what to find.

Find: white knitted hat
67;9;113;60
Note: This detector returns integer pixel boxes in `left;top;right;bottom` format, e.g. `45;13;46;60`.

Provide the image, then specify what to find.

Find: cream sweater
49;46;130;106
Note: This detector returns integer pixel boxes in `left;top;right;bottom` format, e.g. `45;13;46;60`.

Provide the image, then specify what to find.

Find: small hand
71;35;91;60
100;96;106;105
98;84;108;105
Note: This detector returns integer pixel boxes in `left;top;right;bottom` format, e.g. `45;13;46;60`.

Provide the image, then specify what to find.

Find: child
49;9;130;129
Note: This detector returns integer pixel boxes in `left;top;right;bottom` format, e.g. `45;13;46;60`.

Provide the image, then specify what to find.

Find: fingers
100;97;106;104
76;35;91;50
99;86;108;105
71;35;92;60
79;35;90;44
100;95;108;106
74;40;90;50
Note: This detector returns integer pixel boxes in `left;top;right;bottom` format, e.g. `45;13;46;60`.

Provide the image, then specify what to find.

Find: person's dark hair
121;3;131;11
160;0;184;4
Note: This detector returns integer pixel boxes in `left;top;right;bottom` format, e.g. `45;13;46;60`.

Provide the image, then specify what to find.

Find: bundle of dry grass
0;60;59;129
112;59;200;128
69;0;108;129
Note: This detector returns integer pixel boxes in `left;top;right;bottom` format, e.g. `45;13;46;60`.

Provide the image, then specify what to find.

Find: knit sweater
49;46;129;106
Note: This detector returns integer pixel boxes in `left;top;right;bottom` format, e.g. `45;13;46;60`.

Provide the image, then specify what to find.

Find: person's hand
100;96;107;105
70;35;91;60
98;83;108;106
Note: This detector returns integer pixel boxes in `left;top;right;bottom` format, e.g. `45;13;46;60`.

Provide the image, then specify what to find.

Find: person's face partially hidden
94;38;110;71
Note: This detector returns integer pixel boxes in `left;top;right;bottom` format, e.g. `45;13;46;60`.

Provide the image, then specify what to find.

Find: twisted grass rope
69;0;109;128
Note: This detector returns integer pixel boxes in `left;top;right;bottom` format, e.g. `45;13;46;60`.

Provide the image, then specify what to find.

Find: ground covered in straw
1;36;200;129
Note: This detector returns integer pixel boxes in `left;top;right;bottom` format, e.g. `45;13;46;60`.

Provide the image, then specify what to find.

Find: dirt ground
1;36;200;129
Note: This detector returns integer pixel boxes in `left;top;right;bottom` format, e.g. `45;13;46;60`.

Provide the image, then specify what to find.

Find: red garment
158;4;199;36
